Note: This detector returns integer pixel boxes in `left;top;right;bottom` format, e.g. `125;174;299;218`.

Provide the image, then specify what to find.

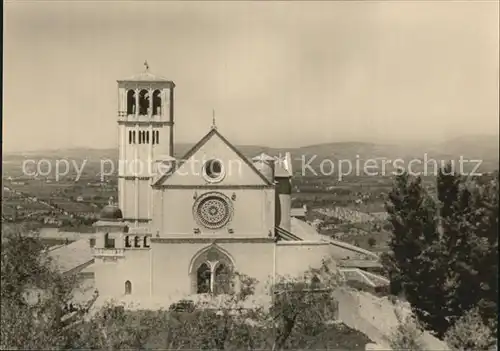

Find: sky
3;1;499;152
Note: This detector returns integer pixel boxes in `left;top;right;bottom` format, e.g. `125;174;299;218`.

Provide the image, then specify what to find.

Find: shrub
368;237;376;248
388;310;425;351
444;307;497;351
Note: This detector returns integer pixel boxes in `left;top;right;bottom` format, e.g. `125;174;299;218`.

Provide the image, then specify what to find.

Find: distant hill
3;134;498;175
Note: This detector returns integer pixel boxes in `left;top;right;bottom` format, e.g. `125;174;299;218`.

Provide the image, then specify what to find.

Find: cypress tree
385;167;498;338
385;172;449;336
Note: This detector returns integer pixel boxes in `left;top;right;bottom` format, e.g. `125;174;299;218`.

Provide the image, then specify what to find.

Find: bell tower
116;63;175;225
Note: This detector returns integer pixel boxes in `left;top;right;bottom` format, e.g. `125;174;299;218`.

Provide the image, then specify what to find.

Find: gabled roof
153;127;273;186
117;70;174;84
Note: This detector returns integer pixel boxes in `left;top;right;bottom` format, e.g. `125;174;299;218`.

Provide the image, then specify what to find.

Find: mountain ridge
3;135;498;173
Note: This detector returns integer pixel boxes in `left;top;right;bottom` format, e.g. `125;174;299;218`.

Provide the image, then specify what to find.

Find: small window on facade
202;159;225;183
132;131;136;144
146;131;150;144
125;236;131;248
104;233;115;248
152;130;156;145
311;275;321;289
156;130;159;144
134;236;140;248
129;131;133;144
89;238;96;248
143;236;149;248
125;280;132;295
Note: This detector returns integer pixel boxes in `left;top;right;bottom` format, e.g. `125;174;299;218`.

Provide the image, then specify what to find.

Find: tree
2;225;367;350
384;172;450;336
384;168;499;338
1;223;78;349
444;307;497;351
269;260;342;350
388;310;425;351
66;261;346;351
367;237;376;248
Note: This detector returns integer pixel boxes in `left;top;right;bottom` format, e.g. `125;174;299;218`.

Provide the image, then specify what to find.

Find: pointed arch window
190;246;235;295
197;263;211;294
214;263;231;295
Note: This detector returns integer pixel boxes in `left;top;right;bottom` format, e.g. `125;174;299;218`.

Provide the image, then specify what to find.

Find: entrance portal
190;245;235;295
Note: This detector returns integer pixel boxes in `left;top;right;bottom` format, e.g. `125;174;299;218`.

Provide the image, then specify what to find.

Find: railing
93;248;124;257
117;111;164;120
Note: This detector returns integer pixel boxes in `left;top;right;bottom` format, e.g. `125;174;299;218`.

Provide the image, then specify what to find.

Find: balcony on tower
92;204;128;261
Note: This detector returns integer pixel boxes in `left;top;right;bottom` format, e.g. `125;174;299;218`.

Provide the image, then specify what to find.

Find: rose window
194;193;233;229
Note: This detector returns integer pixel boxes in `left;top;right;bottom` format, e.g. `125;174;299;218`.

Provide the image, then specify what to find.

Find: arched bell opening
126;90;136;115
138;89;149;115
152;89;162;116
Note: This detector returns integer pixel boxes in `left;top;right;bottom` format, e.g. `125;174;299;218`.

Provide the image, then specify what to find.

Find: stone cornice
117;81;175;87
276;241;329;246
117;120;173;127
151;237;275;244
118;176;152;180
152;184;275;190
122;218;151;223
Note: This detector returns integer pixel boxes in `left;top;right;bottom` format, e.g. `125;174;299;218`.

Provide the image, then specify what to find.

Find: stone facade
85;69;384;308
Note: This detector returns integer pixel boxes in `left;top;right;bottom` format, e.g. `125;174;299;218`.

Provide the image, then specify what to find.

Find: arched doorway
190;245;235;295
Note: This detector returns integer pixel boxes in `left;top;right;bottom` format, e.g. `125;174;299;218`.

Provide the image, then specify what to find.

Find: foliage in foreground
444;307;498;351
384;167;498;338
1;225;370;350
1;224;77;349
388;309;425;351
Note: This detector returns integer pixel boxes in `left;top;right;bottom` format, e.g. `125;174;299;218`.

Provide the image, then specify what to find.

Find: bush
367;237;376;248
388;310;425;351
444;307;497;351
